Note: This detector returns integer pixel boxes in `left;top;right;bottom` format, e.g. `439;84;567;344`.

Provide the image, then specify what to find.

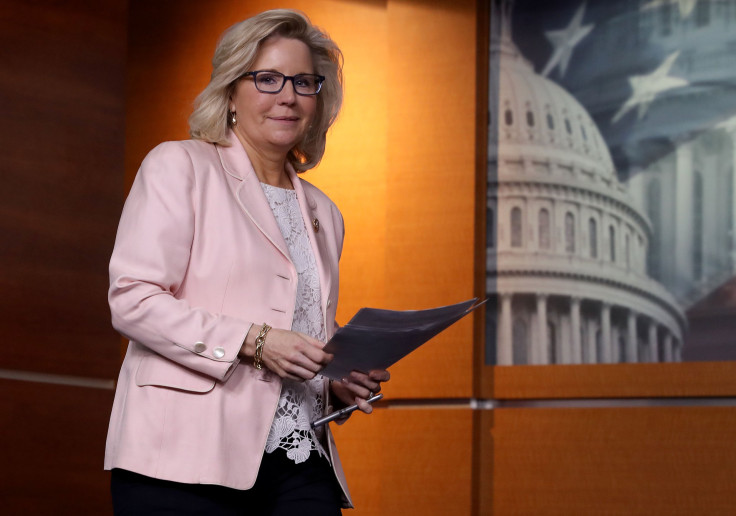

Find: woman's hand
241;326;333;381
330;369;391;414
262;329;333;380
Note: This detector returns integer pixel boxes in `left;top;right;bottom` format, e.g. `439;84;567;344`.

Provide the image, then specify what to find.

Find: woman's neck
254;161;292;188
233;128;293;189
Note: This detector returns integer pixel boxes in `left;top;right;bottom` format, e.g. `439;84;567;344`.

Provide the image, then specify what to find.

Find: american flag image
487;0;736;364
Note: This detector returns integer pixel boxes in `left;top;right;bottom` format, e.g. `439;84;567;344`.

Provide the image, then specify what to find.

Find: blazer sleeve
108;142;251;381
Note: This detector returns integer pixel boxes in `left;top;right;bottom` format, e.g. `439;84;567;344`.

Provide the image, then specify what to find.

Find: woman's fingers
368;369;391;382
331;380;374;414
296;333;334;366
355;397;373;414
348;369;388;392
278;362;320;381
329;369;391;415
338;368;391;403
260;329;331;380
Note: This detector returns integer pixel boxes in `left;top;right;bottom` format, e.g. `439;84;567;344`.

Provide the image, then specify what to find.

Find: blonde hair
189;9;343;172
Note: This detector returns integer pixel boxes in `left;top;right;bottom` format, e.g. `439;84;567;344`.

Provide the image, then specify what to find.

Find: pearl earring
230;111;237;126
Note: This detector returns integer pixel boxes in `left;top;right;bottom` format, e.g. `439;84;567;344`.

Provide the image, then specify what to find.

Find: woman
105;9;389;515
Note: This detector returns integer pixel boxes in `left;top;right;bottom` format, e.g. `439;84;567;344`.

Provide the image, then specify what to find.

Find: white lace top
261;183;329;464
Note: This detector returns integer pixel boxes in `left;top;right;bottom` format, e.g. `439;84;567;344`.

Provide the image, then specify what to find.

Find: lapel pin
312;218;320;233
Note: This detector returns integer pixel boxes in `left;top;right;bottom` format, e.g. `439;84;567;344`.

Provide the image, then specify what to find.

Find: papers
319;298;486;381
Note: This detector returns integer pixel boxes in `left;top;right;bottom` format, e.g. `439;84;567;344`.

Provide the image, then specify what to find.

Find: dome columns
648;320;659;363
489;293;682;366
674;339;683;361
584;318;598;364
497;293;514;366
600;303;612;363
626;310;638;363
569;297;582;364
535;293;549;365
663;333;674;362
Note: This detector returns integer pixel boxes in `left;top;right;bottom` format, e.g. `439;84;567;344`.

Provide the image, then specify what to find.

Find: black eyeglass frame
241;70;326;96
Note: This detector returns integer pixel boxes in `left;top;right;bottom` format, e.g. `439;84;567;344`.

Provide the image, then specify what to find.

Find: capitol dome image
485;6;686;366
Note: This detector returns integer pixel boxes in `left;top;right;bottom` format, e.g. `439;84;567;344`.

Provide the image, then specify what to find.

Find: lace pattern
261;183;329;464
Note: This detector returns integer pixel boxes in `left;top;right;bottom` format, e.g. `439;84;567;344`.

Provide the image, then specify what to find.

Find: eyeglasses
241;71;325;96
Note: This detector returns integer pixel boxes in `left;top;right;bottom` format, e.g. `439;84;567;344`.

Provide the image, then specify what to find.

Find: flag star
611;51;689;123
642;0;698;18
541;2;595;77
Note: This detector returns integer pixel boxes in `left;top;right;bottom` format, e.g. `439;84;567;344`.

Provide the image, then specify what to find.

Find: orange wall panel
382;0;479;399
332;407;475;515
481;407;736;515
484;362;736;400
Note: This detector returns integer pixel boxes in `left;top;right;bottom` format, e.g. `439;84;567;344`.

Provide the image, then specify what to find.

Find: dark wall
0;1;127;512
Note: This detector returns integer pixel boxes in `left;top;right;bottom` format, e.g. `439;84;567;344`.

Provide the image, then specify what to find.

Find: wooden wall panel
383;0;479;399
0;0;126;378
480;407;736;515
332;407;474;515
483;362;736;400
0;2;127;513
0;380;114;514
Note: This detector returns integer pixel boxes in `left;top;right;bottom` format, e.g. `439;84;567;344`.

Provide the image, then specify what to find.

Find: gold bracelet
253;323;271;370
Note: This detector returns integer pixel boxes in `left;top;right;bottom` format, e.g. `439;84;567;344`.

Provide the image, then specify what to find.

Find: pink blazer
104;131;352;507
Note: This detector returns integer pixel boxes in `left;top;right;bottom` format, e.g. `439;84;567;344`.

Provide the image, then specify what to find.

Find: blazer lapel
216;131;333;323
289;165;332;321
216;132;290;260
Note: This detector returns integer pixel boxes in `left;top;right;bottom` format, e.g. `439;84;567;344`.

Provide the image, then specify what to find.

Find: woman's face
230;36;318;158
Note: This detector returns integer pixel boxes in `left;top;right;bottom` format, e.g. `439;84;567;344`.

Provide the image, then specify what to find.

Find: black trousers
110;450;343;516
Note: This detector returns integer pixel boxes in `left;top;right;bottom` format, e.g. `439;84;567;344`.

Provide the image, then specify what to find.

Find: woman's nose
276;78;298;103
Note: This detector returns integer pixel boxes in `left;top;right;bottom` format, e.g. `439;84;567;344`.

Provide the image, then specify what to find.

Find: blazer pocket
135;354;216;393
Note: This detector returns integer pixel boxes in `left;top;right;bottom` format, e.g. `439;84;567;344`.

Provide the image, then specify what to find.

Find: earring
230;111;237;126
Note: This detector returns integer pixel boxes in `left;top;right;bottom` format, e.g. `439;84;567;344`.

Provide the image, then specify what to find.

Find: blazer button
213;347;226;359
194;342;206;353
